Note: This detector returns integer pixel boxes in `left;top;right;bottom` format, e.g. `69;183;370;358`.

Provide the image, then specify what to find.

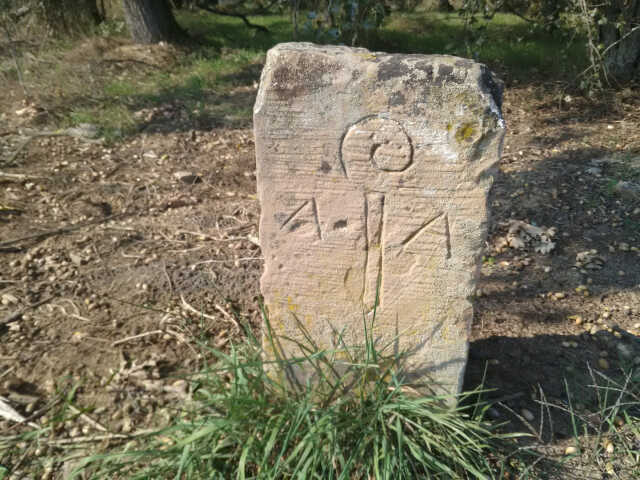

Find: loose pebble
605;462;614;474
521;408;534;422
1;293;18;305
568;315;583;325
487;407;500;419
565;446;578;455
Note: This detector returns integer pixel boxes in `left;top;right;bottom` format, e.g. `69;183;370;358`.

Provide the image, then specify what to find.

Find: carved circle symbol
342;117;413;172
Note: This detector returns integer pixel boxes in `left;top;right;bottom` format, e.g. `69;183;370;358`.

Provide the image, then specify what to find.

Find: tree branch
196;2;269;33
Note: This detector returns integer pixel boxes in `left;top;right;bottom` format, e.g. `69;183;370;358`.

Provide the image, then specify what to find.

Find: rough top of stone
255;42;504;121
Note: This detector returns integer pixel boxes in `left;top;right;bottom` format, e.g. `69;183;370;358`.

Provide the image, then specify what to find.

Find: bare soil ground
1;38;640;478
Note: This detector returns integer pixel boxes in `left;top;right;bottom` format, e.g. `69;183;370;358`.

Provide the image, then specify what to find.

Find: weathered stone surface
255;43;505;396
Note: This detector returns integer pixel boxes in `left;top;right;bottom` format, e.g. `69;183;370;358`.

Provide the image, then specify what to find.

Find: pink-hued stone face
254;43;505;397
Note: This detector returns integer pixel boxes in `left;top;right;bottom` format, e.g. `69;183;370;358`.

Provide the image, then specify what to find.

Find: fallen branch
0;213;124;251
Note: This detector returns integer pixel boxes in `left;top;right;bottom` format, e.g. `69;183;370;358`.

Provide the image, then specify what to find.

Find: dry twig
0;171;46;180
0;213;124;250
68;405;107;432
214;303;240;330
112;330;164;347
0;295;54;325
42;429;155;446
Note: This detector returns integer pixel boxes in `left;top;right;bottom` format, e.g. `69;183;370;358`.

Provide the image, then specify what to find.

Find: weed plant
69;313;519;479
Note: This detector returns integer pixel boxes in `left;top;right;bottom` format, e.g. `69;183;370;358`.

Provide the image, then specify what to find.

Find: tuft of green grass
68;314;524;479
538;366;640;479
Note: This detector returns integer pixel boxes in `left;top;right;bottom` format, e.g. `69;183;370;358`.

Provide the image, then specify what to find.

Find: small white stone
1;293;18;305
521;408;534;422
565;446;578;455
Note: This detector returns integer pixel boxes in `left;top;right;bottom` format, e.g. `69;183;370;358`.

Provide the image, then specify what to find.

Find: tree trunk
40;0;103;35
600;0;640;82
122;0;186;44
438;0;454;12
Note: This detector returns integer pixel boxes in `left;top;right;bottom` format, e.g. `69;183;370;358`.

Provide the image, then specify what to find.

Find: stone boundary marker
254;42;505;396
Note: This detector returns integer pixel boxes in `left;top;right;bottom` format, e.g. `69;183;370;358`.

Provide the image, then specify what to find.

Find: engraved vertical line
377;195;386;309
444;213;451;259
311;197;322;240
362;193;369;304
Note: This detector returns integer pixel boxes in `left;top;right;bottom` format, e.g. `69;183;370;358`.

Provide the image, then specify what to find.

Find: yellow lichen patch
304;314;313;328
455;123;475;143
287;296;298;313
358;52;377;60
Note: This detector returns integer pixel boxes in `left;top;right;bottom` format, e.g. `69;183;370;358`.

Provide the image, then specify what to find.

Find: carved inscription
363;193;385;310
279;198;322;240
255;43;505;397
341;117;413;176
399;212;451;259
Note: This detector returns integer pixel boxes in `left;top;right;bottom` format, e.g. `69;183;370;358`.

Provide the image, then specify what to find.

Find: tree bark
438;0;454;12
122;0;186;44
600;0;640;82
39;0;103;35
